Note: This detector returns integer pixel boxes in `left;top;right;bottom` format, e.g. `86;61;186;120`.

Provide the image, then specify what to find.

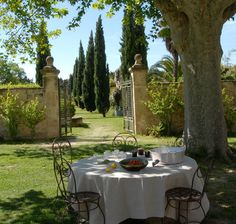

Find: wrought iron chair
165;160;214;224
112;132;138;150
53;157;105;224
174;136;185;147
52;137;72;163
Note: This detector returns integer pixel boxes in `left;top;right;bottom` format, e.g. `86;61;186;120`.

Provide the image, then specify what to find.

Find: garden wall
0;57;60;140
130;61;236;135
143;81;236;135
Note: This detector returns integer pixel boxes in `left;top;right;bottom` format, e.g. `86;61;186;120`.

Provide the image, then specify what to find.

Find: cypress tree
94;15;110;117
82;31;96;112
72;57;79;104
35;20;51;86
77;41;85;109
120;8;148;80
69;74;73;94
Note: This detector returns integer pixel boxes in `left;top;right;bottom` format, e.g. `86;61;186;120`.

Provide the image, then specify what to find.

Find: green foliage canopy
0;59;32;84
0;0;67;61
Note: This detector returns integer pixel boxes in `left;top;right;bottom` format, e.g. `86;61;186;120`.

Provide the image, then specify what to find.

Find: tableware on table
152;159;160;167
132;150;137;157
145;150;151;158
151;147;185;164
103;150;112;160
137;148;145;157
118;151;127;160
119;157;148;171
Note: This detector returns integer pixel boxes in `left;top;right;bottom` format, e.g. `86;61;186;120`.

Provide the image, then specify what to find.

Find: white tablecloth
68;156;209;224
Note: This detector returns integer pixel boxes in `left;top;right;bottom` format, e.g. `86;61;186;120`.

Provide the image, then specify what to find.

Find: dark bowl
119;157;148;171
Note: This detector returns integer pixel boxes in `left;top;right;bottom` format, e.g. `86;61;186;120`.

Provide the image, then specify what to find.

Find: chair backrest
174;136;185;147
112;132;138;150
190;159;214;197
52;137;72;163
53;157;77;203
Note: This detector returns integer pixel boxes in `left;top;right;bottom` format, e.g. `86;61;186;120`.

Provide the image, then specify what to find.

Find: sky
19;5;236;81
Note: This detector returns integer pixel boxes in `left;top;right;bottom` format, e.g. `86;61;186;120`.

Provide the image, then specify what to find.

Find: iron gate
121;80;134;132
59;79;72;136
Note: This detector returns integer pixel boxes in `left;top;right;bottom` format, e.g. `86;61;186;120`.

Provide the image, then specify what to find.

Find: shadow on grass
0;190;75;224
14;147;52;159
72;144;112;159
200;158;236;223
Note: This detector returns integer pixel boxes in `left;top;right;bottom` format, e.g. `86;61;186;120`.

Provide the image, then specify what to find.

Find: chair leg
161;217;164;224
200;202;206;217
85;202;89;222
177;201;181;222
98;203;106;224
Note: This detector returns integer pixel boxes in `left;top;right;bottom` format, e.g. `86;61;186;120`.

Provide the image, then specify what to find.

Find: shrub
145;81;183;136
22;98;46;138
222;88;236;133
0;89;22;139
0;88;46;139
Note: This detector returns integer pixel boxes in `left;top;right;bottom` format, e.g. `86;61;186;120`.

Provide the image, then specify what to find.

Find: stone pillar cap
129;54;147;72
41;56;60;75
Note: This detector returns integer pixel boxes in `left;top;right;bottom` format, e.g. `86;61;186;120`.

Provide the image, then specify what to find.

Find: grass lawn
0;108;236;224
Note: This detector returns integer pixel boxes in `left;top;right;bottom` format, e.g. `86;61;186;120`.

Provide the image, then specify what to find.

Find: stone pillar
129;54;153;134
41;56;60;138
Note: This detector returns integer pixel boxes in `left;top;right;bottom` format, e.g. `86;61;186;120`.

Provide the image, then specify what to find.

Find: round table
69;156;209;224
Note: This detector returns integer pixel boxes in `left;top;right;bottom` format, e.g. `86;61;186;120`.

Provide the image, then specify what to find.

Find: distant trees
82;31;96;112
76;41;85;108
0;59;32;84
35;21;51;86
120;8;148;80
94;15;110;117
71;16;110;116
72;58;79;98
72;41;85;109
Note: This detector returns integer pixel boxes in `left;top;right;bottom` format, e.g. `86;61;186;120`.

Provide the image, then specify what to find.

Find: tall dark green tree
72;57;79;101
82;31;96;112
120;8;148;80
77;41;85;108
35;20;51;86
94;15;110;117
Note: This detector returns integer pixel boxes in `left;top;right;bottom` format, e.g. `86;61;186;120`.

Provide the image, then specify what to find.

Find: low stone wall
129;63;236;135
0;56;60;140
143;81;236;135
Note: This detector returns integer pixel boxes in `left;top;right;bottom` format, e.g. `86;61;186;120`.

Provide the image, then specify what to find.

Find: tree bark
155;0;236;159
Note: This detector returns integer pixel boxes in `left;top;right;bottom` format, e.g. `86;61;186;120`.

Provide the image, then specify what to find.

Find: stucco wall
143;81;236;135
0;57;60;140
0;86;59;140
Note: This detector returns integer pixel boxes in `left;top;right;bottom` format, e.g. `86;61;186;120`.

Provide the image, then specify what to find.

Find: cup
138;148;144;157
132;150;137;157
145;151;151;158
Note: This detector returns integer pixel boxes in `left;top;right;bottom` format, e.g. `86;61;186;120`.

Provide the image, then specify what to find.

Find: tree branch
223;2;236;22
154;0;189;53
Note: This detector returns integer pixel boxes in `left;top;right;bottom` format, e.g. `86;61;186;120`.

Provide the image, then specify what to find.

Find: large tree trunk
155;0;236;159
181;29;228;158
